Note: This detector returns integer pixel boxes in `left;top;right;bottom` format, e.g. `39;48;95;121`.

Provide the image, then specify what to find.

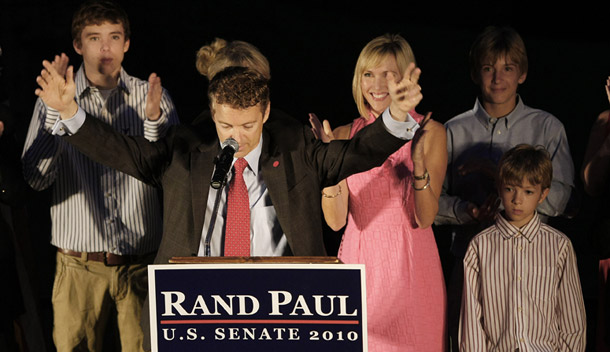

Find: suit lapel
190;142;219;254
259;128;293;240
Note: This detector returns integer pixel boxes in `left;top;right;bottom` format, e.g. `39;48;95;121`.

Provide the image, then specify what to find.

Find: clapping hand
309;113;335;142
146;73;162;121
35;59;77;119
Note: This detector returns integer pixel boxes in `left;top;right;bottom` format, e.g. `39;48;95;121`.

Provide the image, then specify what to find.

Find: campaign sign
148;263;367;352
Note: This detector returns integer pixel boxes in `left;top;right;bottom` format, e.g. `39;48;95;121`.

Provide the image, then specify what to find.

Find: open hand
146;72;162;120
35;60;77;119
51;53;70;78
388;63;422;121
309;113;335;142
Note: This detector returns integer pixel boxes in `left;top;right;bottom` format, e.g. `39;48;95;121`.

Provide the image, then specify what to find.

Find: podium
148;256;367;352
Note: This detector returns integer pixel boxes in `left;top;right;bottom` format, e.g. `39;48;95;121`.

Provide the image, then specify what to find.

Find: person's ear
73;40;82;55
262;103;271;124
538;187;550;204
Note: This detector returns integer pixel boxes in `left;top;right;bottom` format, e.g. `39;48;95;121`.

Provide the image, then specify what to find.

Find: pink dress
338;113;447;352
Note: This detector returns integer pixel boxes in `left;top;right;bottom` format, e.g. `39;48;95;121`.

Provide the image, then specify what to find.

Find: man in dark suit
36;63;424;349
36;61;425;261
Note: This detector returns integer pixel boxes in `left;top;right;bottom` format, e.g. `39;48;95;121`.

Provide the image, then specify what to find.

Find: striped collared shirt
459;212;586;351
22;65;178;255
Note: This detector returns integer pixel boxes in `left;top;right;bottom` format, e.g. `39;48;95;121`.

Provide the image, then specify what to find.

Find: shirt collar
225;134;262;177
473;95;526;130
74;64;131;99
495;210;541;242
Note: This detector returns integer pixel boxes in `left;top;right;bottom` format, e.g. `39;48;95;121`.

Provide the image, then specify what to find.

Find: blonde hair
196;38;271;80
352;33;415;118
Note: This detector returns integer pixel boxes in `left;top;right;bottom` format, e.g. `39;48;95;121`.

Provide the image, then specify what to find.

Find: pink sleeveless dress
338;113;447;352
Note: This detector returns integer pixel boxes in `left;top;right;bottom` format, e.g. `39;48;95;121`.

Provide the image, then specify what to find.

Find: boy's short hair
498;144;552;190
469;26;528;83
208;66;270;113
72;0;130;46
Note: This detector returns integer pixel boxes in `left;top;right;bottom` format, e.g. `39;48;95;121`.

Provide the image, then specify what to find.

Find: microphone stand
204;168;230;257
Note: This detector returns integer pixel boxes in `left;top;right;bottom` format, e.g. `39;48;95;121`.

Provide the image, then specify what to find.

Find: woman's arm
582;110;610;196
412;117;448;228
314;120;352;231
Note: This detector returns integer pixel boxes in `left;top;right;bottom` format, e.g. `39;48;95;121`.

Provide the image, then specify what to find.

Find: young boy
435;26;576;349
459;144;586;351
21;0;178;350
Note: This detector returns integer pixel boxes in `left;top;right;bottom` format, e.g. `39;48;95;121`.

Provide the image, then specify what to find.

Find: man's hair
71;0;130;46
352;33;415;118
469;26;528;83
208;66;270;112
196;38;270;81
498;144;552;190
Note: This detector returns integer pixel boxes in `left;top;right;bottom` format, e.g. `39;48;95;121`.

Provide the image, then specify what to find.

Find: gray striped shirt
459;212;586;351
22;65;178;255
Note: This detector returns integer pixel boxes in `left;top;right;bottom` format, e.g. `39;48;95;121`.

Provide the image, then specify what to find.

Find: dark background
2;1;610;172
1;1;610;350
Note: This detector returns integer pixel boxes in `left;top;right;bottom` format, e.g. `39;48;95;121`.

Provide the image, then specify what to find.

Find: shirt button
518;246;523;250
497;130;502;134
517;276;522;281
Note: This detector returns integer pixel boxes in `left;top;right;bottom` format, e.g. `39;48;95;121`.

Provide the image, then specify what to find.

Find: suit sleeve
310;116;408;187
64;114;171;188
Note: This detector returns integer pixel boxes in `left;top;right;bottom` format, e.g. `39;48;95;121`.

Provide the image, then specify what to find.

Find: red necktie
224;158;250;256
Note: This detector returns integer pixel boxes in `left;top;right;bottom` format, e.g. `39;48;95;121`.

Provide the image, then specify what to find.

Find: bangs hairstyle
498;144;552;190
71;0;130;45
469;26;528;83
208;66;270;113
352;33;415;118
196;38;270;80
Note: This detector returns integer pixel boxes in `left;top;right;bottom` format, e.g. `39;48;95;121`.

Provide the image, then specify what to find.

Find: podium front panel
148;263;367;352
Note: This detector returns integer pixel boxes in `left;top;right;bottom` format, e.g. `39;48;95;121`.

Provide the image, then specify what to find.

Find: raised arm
309;112;352;231
411;114;448;228
143;72;179;141
22;54;76;190
582;104;610;196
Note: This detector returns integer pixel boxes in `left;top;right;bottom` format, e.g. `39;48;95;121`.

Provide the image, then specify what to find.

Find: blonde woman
310;34;447;351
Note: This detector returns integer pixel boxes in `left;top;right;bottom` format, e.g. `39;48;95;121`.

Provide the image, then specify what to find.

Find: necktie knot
234;158;248;175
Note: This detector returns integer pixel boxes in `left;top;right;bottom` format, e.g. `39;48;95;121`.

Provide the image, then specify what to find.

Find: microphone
211;137;239;189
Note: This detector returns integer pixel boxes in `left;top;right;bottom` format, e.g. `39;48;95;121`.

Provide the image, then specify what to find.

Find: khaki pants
52;251;151;352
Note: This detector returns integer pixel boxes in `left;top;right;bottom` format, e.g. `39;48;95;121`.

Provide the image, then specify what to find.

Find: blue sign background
149;264;366;352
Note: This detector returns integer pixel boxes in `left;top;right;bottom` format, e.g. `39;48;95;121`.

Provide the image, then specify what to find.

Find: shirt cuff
51;107;86;136
381;107;420;140
143;112;167;141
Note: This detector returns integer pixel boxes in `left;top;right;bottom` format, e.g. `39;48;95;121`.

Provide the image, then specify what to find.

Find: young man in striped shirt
459;144;586;351
21;1;178;350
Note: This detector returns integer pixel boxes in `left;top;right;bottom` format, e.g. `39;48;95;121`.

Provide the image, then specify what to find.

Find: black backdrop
3;0;610;172
2;1;610;349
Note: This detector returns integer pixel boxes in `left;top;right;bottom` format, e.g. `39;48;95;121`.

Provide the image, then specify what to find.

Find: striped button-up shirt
459;212;586;351
22;65;178;255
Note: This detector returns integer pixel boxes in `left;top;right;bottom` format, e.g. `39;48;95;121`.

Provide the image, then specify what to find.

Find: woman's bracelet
413;169;428;181
322;185;342;198
412;174;430;191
